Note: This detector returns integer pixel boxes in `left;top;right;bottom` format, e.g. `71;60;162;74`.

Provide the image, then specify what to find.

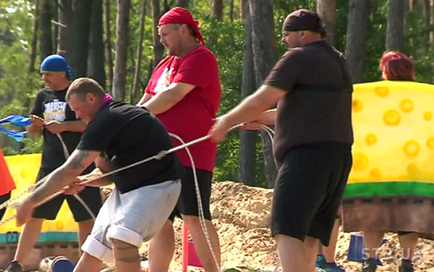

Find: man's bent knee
110;238;140;263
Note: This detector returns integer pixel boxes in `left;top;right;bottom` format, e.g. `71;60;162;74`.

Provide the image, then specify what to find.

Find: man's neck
52;81;71;91
177;41;201;58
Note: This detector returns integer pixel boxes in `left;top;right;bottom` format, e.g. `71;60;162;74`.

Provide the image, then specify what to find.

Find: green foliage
1;0;434;186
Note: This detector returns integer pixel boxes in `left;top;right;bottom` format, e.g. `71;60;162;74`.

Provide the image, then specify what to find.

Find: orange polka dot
56;221;64;230
383;109;401;126
407;163;419;176
426;137;434;150
375;87;389;98
369;168;381;179
353;99;363;112
424;111;432;121
404;140;420;158
400;99;414;113
353;153;369;171
365;134;377;146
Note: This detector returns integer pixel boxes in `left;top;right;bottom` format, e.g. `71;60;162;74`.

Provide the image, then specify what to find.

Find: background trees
1;0;432;187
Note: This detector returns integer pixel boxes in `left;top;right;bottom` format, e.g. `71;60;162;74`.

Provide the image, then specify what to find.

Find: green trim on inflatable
0;231;77;244
343;181;434;198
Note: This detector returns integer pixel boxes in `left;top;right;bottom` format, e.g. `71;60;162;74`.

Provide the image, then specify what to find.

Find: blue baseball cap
40;54;73;79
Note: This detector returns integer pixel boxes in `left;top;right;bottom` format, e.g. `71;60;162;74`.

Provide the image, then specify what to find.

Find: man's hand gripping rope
0;124;245;227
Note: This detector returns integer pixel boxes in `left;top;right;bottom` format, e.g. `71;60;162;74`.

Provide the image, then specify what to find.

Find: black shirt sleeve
29;91;45;118
263;49;304;92
76;113;115;152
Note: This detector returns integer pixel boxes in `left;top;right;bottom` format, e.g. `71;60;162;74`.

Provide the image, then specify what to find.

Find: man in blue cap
4;54;102;272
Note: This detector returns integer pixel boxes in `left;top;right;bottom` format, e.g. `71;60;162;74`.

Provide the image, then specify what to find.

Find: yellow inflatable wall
349;80;434;184
0;153;78;243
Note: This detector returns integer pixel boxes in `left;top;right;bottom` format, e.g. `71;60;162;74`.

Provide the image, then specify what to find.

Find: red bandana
158;7;205;45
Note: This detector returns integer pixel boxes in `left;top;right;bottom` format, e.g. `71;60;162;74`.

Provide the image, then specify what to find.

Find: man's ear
86;93;95;102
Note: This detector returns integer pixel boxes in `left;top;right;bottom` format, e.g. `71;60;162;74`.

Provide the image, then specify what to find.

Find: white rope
0;120;279;272
169;133;221;272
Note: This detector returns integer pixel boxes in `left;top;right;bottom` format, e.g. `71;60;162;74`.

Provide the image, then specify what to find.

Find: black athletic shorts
169;167;212;221
0;192;11;221
32;168;103;222
271;143;352;246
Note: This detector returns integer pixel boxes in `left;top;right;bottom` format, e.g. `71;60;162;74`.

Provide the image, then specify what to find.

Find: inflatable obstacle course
343;81;434;238
0;153;80;270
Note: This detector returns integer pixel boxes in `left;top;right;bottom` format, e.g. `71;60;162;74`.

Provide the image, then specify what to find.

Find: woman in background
361;51;418;272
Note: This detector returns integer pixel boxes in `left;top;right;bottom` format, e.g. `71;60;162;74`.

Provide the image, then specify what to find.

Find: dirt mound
104;181;434;271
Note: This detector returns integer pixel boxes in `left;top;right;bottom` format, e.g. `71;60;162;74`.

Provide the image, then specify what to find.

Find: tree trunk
39;0;53;60
345;0;369;83
104;0;114;91
425;0;433;44
248;0;278;188
386;0;405;51
238;0;257;186
52;1;58;52
316;0;337;45
131;0;147;104
177;0;189;7
152;0;165;69
63;0;94;78
229;0;234;22
409;0;418;10
211;0;223;20
29;0;40;72
88;0;106;88
56;0;67;57
112;0;131;101
240;0;247;19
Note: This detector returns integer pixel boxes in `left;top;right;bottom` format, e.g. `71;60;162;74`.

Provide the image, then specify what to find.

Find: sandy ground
102;181;434;272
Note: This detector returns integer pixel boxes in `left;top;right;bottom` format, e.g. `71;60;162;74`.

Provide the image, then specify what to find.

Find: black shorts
0;192;11;221
169;168;212;221
271;144;352;246
32;168;103;222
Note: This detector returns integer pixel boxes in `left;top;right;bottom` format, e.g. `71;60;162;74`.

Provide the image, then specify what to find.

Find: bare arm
143;83;195;115
27;116;44;137
27;123;43;136
80;155;114;187
257;109;277;125
220;85;285;127
29;149;100;205
61;120;87;132
137;92;152;106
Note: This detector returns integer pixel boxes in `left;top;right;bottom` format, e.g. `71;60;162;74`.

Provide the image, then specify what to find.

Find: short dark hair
66;77;105;101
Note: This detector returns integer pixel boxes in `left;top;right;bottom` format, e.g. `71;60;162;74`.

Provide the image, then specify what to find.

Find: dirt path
101;181;434;271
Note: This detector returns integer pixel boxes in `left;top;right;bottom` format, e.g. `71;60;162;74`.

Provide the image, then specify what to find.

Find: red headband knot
158;7;205;45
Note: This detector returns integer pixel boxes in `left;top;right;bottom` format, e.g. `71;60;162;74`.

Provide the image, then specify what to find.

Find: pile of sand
104;181;434;271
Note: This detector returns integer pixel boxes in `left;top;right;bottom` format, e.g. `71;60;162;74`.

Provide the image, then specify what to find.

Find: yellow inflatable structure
343;80;434;238
0;154;78;244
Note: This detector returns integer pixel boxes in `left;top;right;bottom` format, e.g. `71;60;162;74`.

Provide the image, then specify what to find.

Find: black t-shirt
264;41;354;166
30;88;84;169
77;100;185;194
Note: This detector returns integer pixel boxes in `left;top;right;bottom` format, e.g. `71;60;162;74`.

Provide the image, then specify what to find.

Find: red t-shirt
145;45;221;172
0;145;16;196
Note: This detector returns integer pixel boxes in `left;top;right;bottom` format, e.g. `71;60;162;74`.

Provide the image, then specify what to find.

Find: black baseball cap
282;9;326;37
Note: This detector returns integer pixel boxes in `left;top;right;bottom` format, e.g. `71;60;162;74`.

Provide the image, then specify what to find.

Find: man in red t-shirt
137;7;222;272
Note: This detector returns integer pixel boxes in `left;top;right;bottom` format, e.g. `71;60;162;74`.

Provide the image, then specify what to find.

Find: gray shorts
81;180;181;264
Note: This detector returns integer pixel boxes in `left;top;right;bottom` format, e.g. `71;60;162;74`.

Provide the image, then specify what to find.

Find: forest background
0;0;432;188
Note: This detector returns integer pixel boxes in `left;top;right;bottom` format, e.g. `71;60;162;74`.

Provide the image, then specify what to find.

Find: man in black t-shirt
15;77;184;272
4;55;102;272
210;9;353;272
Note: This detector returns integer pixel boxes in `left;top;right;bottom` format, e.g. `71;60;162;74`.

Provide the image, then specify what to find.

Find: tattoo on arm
69;150;90;169
30;168;68;204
